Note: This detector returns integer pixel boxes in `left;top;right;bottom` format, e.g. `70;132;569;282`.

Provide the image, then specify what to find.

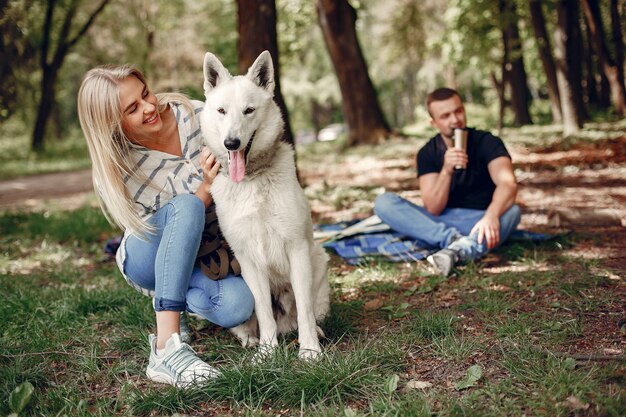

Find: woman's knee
219;277;255;328
188;276;254;328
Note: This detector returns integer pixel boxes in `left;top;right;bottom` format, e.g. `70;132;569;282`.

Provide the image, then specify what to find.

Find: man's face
428;95;467;139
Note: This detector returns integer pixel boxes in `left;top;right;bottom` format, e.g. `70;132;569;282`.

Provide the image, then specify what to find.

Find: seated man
374;87;521;276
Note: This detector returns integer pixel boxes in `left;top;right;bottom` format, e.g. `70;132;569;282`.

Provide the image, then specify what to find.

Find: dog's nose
224;137;241;151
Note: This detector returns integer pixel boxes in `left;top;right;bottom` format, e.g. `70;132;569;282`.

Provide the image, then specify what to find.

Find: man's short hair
426;88;461;116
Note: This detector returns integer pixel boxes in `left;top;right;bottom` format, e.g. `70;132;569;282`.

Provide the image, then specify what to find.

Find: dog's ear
246;50;275;94
203;52;230;95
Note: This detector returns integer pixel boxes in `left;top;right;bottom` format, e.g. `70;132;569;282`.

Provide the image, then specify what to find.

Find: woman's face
119;75;161;143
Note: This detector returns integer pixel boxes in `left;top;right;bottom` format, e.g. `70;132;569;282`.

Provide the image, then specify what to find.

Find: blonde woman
78;65;254;387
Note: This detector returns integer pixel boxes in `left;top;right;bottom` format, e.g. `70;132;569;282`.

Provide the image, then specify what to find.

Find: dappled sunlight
483;262;557;275
0;240;89;275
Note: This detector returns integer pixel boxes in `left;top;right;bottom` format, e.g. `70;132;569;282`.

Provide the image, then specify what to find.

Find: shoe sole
147;368;179;386
147;368;220;388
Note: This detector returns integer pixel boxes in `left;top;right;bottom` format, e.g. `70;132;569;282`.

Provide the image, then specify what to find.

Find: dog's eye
217;107;226;115
243;107;255;115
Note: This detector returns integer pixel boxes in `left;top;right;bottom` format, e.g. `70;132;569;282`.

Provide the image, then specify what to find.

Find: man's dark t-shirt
417;128;511;210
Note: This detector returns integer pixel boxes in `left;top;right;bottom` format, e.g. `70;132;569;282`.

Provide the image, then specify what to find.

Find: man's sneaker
146;333;220;388
427;248;459;277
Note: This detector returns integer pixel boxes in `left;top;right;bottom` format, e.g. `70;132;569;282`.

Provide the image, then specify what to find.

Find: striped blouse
124;99;206;219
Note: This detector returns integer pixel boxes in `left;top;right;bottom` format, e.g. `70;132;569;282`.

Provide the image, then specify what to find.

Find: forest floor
1;122;625;416
1;125;624;300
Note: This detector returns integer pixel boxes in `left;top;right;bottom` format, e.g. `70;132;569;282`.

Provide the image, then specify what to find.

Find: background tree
499;0;532;126
377;0;428;127
554;0;585;135
31;0;109;151
315;0;391;146
237;0;294;145
529;0;561;123
0;1;37;122
581;0;626;117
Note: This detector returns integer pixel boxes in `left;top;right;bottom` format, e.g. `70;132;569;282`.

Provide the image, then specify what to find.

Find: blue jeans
374;192;521;261
121;194;254;329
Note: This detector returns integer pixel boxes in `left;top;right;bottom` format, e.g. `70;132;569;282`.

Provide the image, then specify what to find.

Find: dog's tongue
229;150;246;183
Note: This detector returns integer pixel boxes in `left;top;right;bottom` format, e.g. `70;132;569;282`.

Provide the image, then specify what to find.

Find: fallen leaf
364;298;383;311
405;380;433;390
563;396;589;411
602;348;623;355
455;364;483;390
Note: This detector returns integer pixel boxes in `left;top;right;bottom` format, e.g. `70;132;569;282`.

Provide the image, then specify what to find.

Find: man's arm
470;156;518;249
419;147;467;215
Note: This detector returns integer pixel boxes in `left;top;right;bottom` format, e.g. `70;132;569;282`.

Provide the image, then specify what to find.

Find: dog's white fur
200;51;330;359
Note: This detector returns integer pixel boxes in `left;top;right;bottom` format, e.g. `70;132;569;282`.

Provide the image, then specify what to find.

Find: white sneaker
146;333;220;388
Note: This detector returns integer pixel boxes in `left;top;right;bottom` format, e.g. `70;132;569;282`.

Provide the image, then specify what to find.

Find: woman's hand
195;148;221;207
200;147;221;189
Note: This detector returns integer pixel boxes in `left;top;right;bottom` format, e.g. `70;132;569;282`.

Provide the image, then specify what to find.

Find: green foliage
0;120;90;180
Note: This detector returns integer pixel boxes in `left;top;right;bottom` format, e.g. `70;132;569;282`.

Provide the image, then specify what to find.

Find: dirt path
0;168;93;210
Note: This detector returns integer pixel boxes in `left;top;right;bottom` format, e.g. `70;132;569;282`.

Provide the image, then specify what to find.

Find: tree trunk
315;0;390;146
581;0;626;116
584;18;598;106
529;0;562;123
554;0;585;136
31;0;109;151
490;71;506;131
500;0;532;126
237;0;294;146
32;67;57;150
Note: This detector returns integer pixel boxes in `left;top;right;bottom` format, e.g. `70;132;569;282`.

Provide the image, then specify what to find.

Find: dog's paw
252;344;277;364
298;346;322;361
241;336;260;348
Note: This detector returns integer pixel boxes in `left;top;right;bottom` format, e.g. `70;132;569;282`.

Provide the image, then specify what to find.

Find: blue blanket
319;221;551;265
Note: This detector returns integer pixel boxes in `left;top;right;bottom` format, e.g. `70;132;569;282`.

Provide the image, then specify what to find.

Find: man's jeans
121;194;254;329
374;192;521;261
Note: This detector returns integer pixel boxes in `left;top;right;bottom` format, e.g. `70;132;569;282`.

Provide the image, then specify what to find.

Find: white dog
200;51;330;359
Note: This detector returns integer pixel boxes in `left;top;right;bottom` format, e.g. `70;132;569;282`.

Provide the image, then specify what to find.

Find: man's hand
470;212;500;249
443;148;467;173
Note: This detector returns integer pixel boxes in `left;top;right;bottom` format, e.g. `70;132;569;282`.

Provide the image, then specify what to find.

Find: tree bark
581;0;626;116
529;0;562;123
500;0;532;126
31;0;109;151
554;0;585;136
315;0;390;146
237;0;294;146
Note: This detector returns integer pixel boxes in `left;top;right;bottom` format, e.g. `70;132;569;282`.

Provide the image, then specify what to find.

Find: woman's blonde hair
77;64;194;235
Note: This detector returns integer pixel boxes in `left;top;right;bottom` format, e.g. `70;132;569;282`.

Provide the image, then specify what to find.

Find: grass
1;206;624;416
1;117;625;415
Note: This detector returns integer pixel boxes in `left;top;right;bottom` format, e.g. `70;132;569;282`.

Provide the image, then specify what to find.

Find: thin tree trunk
315;0;390;146
31;0;109;150
490;71;506;131
554;0;585;136
529;0;562;123
581;0;625;116
500;0;532;126
237;0;293;145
